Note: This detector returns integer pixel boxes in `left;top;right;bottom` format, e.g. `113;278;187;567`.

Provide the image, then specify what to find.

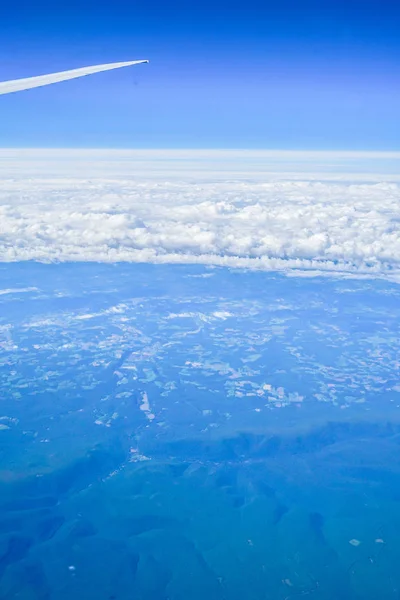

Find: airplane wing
0;60;149;96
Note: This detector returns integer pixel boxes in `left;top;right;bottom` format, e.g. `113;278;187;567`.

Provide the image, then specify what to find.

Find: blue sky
0;0;399;149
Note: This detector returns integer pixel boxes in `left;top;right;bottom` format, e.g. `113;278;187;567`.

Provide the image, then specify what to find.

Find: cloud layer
1;151;400;279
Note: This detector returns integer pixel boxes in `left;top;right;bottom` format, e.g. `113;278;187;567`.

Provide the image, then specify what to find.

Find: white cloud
0;150;400;279
0;287;38;295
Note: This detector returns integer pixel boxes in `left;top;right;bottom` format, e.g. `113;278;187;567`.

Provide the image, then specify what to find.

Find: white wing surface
0;60;149;95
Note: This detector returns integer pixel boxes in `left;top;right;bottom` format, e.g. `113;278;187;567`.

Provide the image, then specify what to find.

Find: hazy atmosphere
1;1;400;599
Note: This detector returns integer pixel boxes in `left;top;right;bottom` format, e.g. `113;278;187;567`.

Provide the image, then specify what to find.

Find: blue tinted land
1;263;400;599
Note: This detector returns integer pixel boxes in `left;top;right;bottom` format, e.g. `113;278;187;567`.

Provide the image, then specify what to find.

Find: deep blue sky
0;0;399;149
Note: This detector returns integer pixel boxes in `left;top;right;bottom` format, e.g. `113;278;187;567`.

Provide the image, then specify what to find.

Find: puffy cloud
0;150;400;279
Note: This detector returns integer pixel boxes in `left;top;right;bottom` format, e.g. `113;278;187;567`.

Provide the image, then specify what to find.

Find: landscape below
1;262;400;599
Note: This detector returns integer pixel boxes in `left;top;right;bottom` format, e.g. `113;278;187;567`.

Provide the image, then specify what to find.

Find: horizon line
0;148;400;157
